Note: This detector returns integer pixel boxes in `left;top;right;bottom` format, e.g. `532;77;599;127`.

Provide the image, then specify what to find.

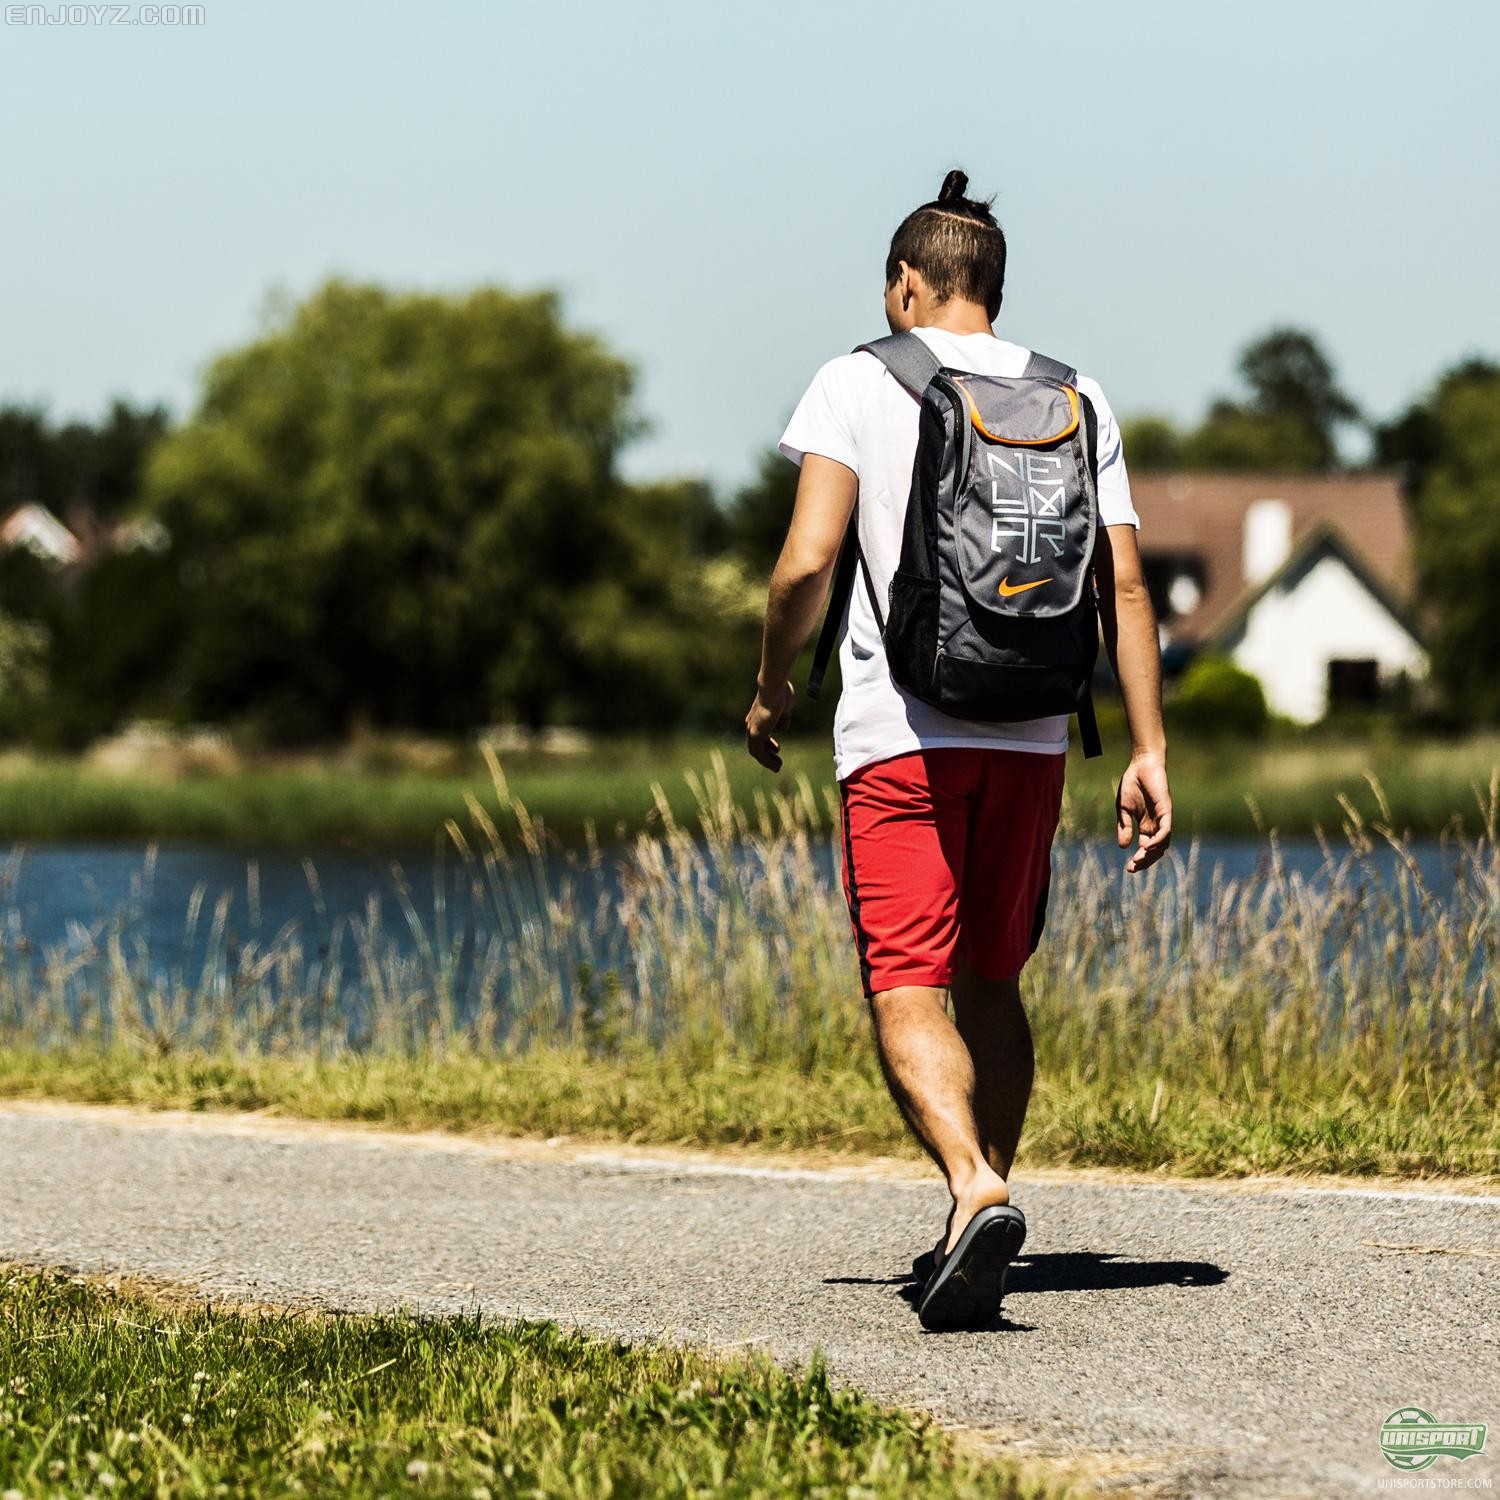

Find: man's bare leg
868;984;1011;1252
950;963;1034;1179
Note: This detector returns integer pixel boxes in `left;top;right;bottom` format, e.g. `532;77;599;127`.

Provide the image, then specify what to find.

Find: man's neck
914;301;994;337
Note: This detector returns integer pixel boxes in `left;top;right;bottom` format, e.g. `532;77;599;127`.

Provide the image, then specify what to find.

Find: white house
1214;522;1425;721
1132;474;1427;723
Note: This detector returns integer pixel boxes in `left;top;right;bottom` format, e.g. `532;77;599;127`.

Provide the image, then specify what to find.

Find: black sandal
911;1233;947;1283
916;1204;1026;1331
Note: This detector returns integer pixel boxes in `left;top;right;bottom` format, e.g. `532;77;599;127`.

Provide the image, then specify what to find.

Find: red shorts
838;747;1065;996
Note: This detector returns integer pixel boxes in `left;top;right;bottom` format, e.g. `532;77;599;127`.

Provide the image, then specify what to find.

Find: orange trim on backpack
954;376;1079;446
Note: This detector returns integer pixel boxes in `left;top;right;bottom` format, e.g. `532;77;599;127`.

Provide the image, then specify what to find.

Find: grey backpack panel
948;376;1097;622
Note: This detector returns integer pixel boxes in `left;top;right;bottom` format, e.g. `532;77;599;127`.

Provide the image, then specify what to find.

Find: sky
2;0;1497;489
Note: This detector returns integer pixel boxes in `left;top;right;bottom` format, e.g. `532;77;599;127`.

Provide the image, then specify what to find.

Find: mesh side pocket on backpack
885;570;939;699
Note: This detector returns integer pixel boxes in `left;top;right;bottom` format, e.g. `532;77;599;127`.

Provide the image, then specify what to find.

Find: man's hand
746;679;795;772
1116;752;1172;873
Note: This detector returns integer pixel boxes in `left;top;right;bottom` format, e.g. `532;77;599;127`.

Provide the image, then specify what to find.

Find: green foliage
144;280;641;739
0;400;181;744
1408;364;1500;722
1184;328;1359;471
1167;655;1269;737
728;446;798;576
0;323;778;743
0;404;52;511
0;546;188;750
42;550;188;749
1118;415;1182;472
0;608;49;739
0;399;167;523
564;476;760;732
1374;358;1499;477
1179;399;1327;472
1128;328;1361;473
1236;326;1360;452
0;1266;1053;1499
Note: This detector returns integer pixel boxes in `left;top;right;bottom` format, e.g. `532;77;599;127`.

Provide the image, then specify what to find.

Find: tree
0;399;169;523
1375;357;1500;486
728;447;798;576
38;547;188;747
143;280;639;739
567;476;763;732
1238;327;1360;459
1180;399;1327;472
0;405;56;513
1180;328;1359;472
0;607;49;742
1405;363;1500;722
1118;415;1182;473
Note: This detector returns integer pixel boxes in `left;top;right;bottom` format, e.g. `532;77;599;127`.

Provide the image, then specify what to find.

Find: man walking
745;169;1171;1330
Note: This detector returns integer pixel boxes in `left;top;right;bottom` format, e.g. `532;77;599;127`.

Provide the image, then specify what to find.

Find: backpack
807;331;1104;758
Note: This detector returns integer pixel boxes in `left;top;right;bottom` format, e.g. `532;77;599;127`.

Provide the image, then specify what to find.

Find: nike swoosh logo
997;576;1052;598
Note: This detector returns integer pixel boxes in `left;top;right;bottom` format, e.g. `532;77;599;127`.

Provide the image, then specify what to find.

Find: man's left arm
745;454;858;772
1094;521;1173;873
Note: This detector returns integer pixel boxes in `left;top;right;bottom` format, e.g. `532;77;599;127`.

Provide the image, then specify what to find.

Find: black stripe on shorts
838;779;875;997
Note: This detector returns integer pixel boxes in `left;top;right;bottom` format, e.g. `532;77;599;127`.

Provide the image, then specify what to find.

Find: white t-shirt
779;326;1139;782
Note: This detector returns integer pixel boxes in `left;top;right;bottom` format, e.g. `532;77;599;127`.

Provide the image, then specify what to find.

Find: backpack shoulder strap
853;332;944;399
808;334;936;698
807;513;883;701
1022;349;1078;384
1070;375;1103;759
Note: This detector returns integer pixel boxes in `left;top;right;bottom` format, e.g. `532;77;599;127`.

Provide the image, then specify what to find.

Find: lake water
0;834;1457;997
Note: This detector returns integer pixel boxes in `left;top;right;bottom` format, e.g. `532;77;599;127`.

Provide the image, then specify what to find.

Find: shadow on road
1008;1251;1229;1294
825;1249;1228;1301
824;1248;1227;1334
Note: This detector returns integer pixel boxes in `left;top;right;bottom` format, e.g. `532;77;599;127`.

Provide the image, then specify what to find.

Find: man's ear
897;261;917;310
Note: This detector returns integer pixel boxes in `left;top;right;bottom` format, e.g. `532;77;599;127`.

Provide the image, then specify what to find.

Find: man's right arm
745;454;857;772
1094;522;1172;873
746;355;865;772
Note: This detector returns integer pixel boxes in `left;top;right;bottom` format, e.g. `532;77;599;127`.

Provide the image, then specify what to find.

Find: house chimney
1242;498;1292;585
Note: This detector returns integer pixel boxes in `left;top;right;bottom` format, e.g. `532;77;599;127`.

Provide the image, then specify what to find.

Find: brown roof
1130;472;1414;645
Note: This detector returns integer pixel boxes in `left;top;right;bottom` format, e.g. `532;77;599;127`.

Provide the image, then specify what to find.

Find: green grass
1;728;1499;845
0;740;835;849
0;1264;1066;1499
2;1047;1494;1181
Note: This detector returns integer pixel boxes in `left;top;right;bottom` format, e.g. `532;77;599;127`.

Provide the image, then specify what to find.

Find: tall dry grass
0;752;1495;1174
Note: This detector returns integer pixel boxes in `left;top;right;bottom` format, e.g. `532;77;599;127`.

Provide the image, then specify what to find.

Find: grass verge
1;730;1499;845
0;1263;1068;1499
2;1047;1495;1182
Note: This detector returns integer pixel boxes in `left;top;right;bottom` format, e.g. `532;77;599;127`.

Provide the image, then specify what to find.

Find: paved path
2;1104;1496;1498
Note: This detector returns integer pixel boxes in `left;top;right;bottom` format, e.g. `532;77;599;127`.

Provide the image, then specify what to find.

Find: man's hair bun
938;169;970;203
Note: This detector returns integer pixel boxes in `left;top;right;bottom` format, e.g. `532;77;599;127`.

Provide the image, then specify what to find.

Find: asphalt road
2;1103;1496;1498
